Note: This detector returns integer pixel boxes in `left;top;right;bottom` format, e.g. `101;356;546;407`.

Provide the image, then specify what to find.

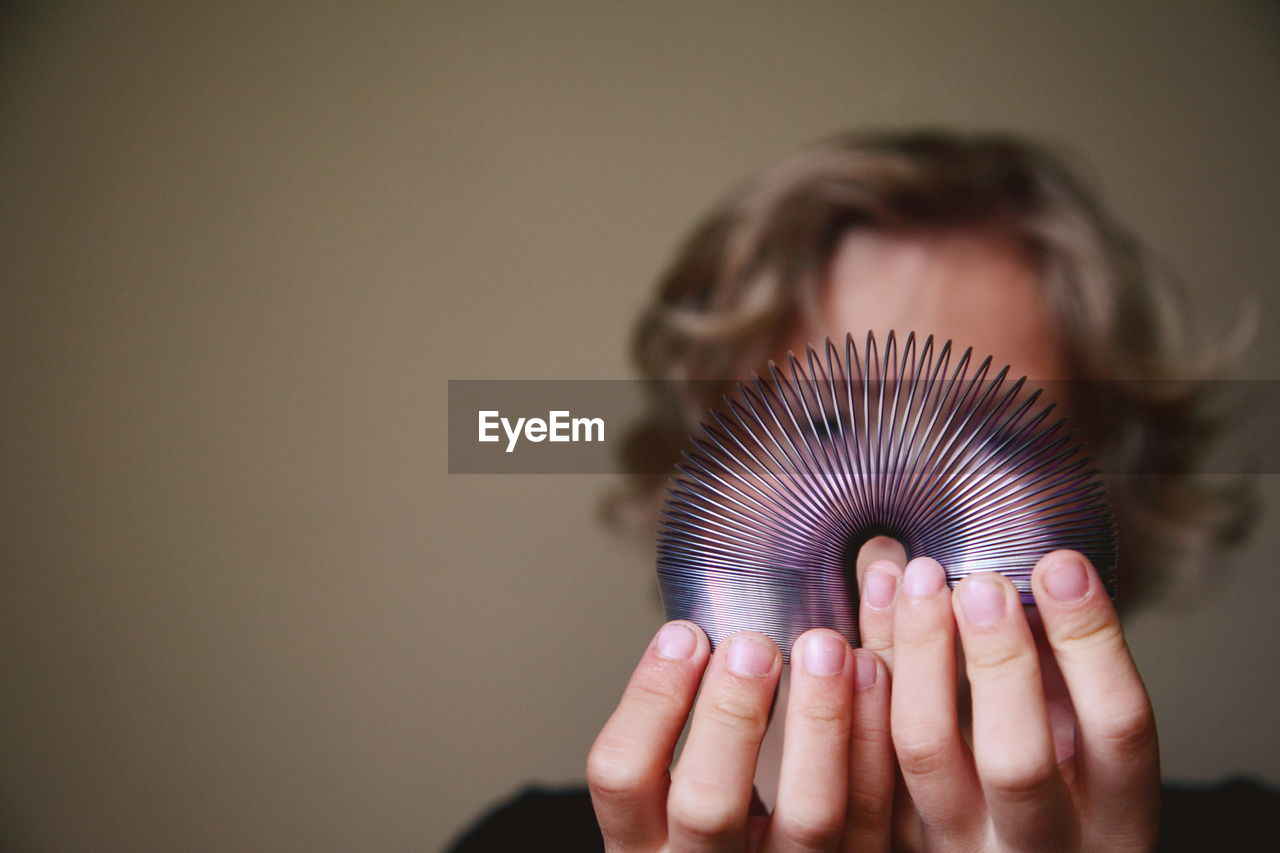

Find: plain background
2;2;1277;850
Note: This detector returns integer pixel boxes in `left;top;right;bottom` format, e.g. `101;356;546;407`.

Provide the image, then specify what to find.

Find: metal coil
656;331;1117;661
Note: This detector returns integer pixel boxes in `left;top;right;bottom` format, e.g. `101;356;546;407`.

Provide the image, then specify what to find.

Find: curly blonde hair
617;129;1254;606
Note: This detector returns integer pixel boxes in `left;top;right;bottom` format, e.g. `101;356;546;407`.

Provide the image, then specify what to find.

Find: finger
854;535;907;582
841;650;894;853
890;557;983;846
669;631;782;852
1031;551;1160;844
1025;607;1079;770
762;627;855;845
587;621;710;851
858;558;901;674
954;573;1073;849
761;630;854;853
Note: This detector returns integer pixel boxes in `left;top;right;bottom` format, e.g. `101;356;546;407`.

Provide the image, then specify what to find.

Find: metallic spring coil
656;331;1117;662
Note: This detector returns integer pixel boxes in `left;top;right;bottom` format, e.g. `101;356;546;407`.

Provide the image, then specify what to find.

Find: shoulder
446;785;601;853
444;778;1280;851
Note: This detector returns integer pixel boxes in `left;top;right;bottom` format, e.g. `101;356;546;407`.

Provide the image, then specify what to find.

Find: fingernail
863;568;897;610
1045;557;1090;603
902;559;945;597
959;578;1006;626
853;651;878;689
727;637;775;677
656;623;696;660
803;633;846;677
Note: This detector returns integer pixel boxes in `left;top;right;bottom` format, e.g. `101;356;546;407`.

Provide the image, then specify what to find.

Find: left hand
856;549;1160;851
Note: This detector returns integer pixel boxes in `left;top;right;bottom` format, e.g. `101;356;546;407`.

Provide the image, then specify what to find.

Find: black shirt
446;779;1280;852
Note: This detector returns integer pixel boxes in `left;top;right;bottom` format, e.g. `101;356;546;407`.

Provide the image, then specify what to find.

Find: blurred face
788;227;1069;383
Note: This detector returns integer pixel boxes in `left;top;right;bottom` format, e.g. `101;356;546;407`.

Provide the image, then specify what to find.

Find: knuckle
850;718;890;750
1054;610;1125;657
894;609;952;652
775;810;843;850
704;693;768;734
667;786;739;842
894;735;953;779
622;677;684;718
844;784;892;830
980;757;1058;803
965;643;1038;679
793;697;850;728
586;745;648;800
895;618;945;651
859;633;893;653
1094;703;1158;758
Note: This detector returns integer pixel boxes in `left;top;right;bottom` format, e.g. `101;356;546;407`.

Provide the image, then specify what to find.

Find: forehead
807;229;1068;383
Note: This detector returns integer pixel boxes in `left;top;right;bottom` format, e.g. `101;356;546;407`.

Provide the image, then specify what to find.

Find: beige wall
2;2;1277;850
